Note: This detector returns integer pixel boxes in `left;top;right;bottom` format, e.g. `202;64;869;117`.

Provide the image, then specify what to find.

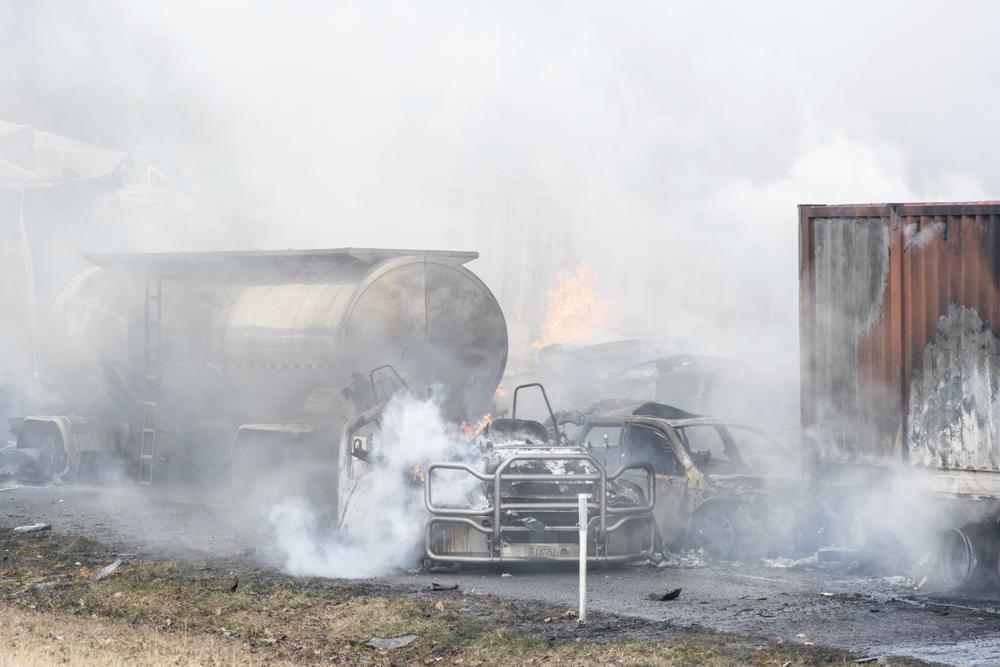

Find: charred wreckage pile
0;246;801;574
425;384;796;565
11;202;1000;593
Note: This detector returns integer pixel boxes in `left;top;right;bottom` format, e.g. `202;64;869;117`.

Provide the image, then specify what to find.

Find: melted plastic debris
365;634;417;650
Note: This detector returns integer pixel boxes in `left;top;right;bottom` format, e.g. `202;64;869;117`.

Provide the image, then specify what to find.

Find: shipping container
799;202;1000;483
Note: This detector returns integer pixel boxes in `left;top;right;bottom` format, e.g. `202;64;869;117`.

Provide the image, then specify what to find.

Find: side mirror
350;436;369;461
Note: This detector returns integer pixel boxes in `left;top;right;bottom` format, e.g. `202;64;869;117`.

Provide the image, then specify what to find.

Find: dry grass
0;605;267;667
0;530;928;666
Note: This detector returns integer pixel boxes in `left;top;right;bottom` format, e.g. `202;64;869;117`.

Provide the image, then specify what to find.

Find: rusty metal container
800;202;1000;473
42;249;508;431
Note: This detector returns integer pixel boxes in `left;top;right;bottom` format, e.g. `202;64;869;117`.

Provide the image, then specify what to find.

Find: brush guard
424;453;657;562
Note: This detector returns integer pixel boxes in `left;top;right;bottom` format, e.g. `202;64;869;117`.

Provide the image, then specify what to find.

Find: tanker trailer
14;248;507;510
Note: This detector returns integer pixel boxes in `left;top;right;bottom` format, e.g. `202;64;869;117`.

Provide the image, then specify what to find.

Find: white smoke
4;0;996;363
267;393;483;578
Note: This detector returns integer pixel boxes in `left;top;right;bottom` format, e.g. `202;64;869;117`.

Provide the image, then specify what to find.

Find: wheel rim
938;528;976;589
694;510;736;559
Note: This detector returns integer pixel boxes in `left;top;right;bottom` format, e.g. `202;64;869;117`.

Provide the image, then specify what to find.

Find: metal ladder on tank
138;264;162;485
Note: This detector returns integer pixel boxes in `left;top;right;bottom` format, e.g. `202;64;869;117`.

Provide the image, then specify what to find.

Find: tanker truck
10;248;508;516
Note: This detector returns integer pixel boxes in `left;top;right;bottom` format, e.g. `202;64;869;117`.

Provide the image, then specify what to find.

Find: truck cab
423;384;658;564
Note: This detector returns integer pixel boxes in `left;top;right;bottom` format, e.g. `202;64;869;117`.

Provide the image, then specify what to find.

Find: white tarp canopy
0;120;125;183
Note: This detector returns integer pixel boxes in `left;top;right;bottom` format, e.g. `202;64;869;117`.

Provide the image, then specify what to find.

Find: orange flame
461;412;493;439
533;262;605;349
411;464;426;483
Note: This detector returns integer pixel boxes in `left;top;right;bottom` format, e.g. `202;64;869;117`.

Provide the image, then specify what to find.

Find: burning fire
461;412;493;439
411;464;426;483
533;262;605;349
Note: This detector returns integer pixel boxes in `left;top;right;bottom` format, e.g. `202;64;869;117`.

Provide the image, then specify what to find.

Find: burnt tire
689;504;740;560
937;524;998;592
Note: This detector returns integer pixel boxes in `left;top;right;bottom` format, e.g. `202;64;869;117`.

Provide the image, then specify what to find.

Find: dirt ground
0;528;914;666
1;484;995;665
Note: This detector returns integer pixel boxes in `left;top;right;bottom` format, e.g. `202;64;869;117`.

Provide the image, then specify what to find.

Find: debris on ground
88;559;122;582
365;634;418;650
430;582;459;591
543;609;576;623
763;554;818;570
11;523;51;534
883;575;918;590
12;581;66;596
647;588;682;601
642;549;708;569
817;547;860;562
32;581;60;591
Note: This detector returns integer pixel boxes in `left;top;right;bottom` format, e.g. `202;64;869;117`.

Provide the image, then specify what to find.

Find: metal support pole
578;493;589;625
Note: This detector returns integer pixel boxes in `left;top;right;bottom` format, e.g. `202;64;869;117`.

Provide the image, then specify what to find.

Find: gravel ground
4;483;1000;665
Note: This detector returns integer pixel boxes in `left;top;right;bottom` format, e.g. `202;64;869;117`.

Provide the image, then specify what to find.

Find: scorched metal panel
800;202;1000;473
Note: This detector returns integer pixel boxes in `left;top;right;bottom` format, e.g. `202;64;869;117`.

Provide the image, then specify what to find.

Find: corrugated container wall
800;202;1000;473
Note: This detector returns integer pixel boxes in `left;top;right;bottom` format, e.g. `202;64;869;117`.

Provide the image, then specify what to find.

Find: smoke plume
267;393;482;578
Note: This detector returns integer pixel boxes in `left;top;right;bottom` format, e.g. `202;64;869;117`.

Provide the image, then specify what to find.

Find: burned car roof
583;400;702;421
642;416;770;433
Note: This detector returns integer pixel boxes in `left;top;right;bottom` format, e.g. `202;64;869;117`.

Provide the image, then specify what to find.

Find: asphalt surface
392;564;1000;665
4;483;1000;665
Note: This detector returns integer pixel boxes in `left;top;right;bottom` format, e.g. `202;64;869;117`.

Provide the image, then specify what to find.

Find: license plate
500;542;579;559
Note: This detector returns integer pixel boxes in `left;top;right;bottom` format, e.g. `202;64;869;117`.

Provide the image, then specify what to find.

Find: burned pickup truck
424;385;658;563
569;400;799;559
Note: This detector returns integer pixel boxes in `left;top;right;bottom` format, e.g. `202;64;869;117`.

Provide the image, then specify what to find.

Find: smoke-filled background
2;0;999;584
2;0;996;379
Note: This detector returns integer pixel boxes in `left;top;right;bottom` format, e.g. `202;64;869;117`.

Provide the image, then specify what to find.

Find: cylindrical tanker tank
42;249;508;433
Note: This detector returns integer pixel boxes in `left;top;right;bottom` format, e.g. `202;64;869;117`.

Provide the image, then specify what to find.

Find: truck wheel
690;505;738;560
938;527;978;590
37;433;68;481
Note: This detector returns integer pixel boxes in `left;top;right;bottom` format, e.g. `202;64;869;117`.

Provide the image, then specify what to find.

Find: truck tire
689;503;740;560
938;526;979;590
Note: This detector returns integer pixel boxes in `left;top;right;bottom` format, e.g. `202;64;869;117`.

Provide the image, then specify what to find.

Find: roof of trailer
799;201;1000;217
84;248;478;269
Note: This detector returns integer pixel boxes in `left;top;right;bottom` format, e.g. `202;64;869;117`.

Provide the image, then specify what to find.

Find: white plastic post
578;493;589;624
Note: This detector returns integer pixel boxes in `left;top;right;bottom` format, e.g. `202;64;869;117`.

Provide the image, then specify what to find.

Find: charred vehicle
569;400;798;559
424;385;658;563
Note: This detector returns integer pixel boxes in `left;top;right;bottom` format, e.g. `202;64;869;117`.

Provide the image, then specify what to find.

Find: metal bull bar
424;453;657;562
